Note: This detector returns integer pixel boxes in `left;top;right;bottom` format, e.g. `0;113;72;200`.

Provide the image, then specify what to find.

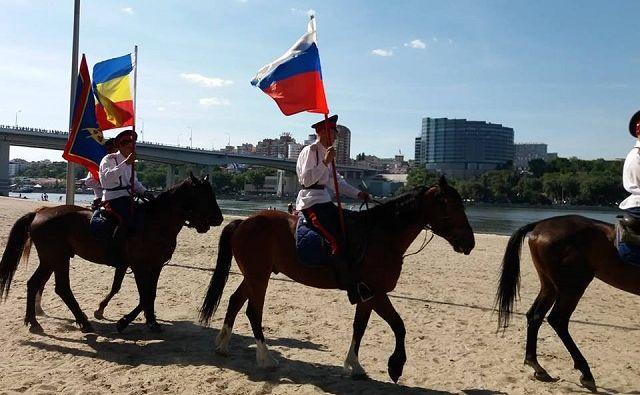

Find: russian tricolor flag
251;16;329;116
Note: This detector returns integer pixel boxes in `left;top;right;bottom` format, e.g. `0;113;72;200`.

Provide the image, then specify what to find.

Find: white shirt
620;141;640;209
99;152;146;201
80;171;102;199
295;140;361;211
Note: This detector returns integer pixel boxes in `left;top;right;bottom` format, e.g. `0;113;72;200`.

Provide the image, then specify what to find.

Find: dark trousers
302;202;344;255
105;196;134;227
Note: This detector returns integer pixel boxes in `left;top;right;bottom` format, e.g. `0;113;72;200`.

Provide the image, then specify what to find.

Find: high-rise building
416;117;514;178
236;143;256;154
335;125;351;165
303;134;317;145
514;143;548;169
287;142;304;160
256;133;296;158
414;137;423;166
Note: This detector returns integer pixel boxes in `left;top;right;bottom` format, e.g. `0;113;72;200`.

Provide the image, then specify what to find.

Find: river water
9;192;619;236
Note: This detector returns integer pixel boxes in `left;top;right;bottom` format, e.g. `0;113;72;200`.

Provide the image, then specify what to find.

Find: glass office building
416;117;514;178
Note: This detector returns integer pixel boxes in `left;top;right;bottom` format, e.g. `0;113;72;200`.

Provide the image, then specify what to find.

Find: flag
250;16;329;116
63;55;106;178
93;53;134;131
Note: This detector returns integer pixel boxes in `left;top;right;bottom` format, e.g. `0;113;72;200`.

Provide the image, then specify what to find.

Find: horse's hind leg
25;264;52;333
344;302;372;379
53;262;93;333
94;265;127;320
371;294;406;383
524;283;557;382
35;270;53;316
245;278;277;369
216;280;248;355
547;278;596;392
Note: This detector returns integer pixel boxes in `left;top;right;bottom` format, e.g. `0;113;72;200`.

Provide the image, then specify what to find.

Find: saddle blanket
90;209;117;242
617;242;640;266
295;215;332;267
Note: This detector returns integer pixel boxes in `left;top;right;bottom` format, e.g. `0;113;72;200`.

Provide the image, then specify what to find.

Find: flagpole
130;45;138;205
324;113;346;237
65;0;80;205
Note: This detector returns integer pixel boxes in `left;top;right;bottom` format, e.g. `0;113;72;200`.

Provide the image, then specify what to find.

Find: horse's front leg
141;265;163;332
372;294;406;383
94;265;127;319
344;302;372;379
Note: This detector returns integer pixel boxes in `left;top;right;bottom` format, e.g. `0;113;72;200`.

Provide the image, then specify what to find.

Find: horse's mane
351;185;431;229
142;179;192;213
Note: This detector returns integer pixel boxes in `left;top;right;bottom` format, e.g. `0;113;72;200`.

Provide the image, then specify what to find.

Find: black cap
311;114;338;132
630;111;640;137
115;129;138;143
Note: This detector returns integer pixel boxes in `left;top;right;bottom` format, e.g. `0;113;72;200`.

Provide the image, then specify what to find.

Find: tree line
401;157;626;206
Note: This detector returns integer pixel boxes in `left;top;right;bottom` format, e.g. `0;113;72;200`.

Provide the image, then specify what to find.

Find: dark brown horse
200;177;475;382
0;174;223;334
495;214;640;392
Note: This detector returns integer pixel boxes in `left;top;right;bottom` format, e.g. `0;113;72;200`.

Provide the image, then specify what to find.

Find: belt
302;184;325;190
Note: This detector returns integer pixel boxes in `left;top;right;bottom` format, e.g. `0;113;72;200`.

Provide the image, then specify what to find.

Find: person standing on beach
295;114;372;304
620;111;640;217
99;130;150;267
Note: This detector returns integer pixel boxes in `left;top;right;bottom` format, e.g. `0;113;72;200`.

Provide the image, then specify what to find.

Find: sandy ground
0;196;638;394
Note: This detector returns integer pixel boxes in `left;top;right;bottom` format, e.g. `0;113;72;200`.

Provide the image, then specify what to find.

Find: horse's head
422;175;475;255
178;173;224;233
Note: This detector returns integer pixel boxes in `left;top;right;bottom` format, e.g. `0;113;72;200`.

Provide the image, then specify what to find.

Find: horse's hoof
388;354;405;383
215;346;229;356
28;322;44;334
147;322;163;333
93;309;105;320
533;371;557;382
580;375;597;392
79;322;95;333
351;373;369;381
116;318;129;333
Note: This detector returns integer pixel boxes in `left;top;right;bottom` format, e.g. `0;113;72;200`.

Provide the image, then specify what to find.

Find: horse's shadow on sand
19;318;504;395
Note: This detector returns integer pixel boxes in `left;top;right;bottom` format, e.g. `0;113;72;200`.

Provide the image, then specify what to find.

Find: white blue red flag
251;16;329;116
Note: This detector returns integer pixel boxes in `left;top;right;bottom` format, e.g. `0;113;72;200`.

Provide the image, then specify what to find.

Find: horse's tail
495;220;539;330
0;211;37;300
199;219;243;326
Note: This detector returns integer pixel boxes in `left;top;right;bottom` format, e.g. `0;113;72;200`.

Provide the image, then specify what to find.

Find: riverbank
0;197;638;393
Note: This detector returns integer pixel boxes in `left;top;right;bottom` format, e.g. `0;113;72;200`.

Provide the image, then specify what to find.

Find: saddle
615;213;640;265
89;202;146;243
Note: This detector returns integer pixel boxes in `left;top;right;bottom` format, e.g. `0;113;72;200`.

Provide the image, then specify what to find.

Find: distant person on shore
99;130;150;267
295;114;371;304
621;111;640;217
82;138;116;210
43;192;48;201
287;202;294;214
58;195;62;202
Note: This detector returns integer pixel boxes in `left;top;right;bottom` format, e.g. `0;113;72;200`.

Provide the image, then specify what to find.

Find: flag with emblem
92;53;135;130
62;54;106;178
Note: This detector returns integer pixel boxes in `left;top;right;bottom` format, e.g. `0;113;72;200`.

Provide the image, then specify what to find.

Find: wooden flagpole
130;45;138;206
324;113;346;236
65;0;80;205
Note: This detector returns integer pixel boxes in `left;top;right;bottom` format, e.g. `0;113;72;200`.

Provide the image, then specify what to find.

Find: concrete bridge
0;125;376;195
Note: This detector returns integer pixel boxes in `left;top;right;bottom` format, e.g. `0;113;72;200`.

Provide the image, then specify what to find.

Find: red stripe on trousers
305;208;340;255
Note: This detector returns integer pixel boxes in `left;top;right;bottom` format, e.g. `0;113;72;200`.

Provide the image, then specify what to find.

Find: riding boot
107;225;127;268
331;256;373;305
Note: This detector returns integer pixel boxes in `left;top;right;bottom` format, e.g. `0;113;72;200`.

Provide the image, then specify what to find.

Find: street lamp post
15;110;21;127
188;126;193;148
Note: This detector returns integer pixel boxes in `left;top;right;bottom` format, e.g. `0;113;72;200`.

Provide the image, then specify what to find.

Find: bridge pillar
166;164;176;190
0;141;9;196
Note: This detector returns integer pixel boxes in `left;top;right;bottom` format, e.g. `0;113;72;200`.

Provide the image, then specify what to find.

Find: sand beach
0;197;638;394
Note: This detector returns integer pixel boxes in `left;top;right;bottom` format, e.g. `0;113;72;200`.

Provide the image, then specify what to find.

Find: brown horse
199;177;475;382
0;174;223;334
495;214;640;392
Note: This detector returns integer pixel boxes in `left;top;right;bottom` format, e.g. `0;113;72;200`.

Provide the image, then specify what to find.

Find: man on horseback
621;111;640;216
295;114;372;304
99;129;151;267
81;138;116;210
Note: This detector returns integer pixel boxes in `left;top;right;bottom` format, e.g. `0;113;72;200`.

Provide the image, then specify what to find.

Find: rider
620;111;640;217
99;129;151;267
295;114;372;304
82;138;116;210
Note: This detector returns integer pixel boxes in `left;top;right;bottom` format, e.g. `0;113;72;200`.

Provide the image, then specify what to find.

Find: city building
414;137;423;166
303;134;316;145
335;125;351;165
256;133;296;158
514;143;559;169
8;160;26;177
236;143;256;154
287;142;304;160
415;117;514;178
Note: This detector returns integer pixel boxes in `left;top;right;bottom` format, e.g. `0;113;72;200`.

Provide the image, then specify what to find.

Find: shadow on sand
18;319;505;394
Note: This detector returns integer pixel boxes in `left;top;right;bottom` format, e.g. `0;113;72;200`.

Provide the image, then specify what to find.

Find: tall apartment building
287;142;304;160
415;117;514;178
514;143;548;169
414;137;423;166
236;143;256;154
256;133;296;158
335;125;351;165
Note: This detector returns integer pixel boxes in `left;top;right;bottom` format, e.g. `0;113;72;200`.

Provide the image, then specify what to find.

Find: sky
1;0;639;162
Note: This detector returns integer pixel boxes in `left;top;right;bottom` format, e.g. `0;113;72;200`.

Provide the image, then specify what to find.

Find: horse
199;176;475;382
0;174;223;334
495;214;640;392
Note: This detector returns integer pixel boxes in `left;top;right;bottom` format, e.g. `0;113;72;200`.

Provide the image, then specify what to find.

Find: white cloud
180;73;233;88
157;106;166;112
371;49;393;57
199;97;230;107
404;39;426;49
121;7;134;14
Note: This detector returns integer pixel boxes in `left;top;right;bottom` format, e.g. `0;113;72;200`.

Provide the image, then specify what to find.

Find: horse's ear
203;174;210;183
438;175;448;188
189;171;199;184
